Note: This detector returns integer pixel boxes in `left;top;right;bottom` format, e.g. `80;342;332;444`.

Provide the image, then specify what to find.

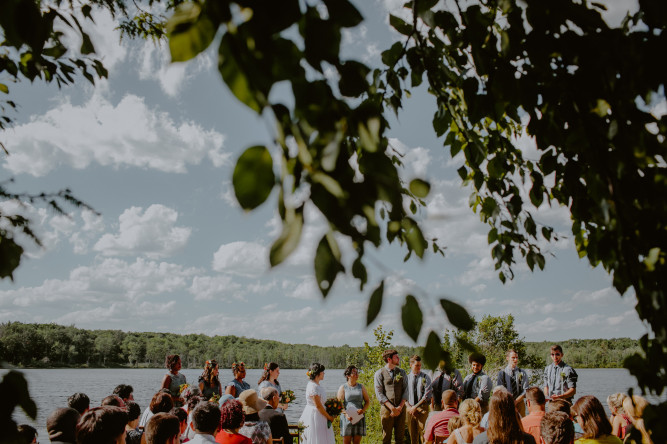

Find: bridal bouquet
280;390;295;404
179;384;190;395
324;398;344;428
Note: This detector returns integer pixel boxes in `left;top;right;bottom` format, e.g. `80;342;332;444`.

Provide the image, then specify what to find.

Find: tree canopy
1;0;666;441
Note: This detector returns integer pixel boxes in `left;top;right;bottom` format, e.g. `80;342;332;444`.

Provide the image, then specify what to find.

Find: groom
374;349;408;444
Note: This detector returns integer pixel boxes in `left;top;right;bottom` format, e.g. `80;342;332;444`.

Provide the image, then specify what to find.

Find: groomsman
543;344;578;403
496;349;530;416
406;355;432;444
374;349;408;444
430;360;464;411
462;352;493;413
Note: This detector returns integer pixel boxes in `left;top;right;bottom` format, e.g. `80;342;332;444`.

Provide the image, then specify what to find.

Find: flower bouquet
209;393;221;404
324;397;344;428
178;383;190;395
280;389;295;404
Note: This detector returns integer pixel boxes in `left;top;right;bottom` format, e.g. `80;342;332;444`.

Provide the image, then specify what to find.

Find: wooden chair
270;438;284;444
435;435;449;444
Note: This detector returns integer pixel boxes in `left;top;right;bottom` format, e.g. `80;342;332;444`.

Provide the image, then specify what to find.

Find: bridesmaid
161;354;186;406
225;361;251;398
337;365;370;444
258;362;288;410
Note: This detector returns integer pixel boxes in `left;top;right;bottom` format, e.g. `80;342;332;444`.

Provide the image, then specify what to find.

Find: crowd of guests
15;355;293;444
370;345;654;444
14;346;655;444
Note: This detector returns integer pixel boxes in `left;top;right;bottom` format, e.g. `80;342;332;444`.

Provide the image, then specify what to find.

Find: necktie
413;375;419;405
510;369;519;397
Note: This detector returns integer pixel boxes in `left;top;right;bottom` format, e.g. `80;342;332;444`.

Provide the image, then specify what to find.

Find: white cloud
572;287;618;304
0;257;199;307
212;241;268;276
2;92;228;176
189;275;242;301
94;205;191;259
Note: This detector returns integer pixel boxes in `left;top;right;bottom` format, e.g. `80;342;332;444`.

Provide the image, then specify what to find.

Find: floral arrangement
209;393;221;404
306;370;313;378
280;390;295;404
179;383;190;395
264;362;270;371
324;397;344;428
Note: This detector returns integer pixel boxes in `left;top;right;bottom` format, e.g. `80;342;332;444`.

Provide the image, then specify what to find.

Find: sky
0;0;650;347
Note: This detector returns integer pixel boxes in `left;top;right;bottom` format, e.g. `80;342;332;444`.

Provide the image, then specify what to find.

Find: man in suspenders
374;349;408;444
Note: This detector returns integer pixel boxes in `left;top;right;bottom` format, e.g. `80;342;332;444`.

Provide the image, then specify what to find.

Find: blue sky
0;0;650;346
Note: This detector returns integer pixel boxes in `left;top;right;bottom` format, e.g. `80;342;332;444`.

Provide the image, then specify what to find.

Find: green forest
0;322;639;370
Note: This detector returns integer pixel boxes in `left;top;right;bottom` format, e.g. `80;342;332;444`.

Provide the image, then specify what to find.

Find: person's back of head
47;407;80;443
17;424;37;444
487;390;523;444
622;395;652;444
546;399;571;415
458;399;482;427
67;392;90;415
126;401;142;427
540;411;574;444
101;395;125;408
192;401;222;435
76;406;127;444
442;389;458;409
150;392;174;414
145;412;180;444
572;395;612;439
448;416;463;435
526;387;546;411
112;384;134;401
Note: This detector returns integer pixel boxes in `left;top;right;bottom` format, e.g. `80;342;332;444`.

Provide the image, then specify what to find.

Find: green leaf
314;234;344;297
80;32;95;55
1;371;37;419
409;179;430;198
269;210;303;267
401;294;423;342
218;34;263;112
167;2;216;62
381;42;403;67
352;257;368;290
366;280;384;326
0;84;8;94
390;14;412;36
322;0;364;27
338;60;370;97
232;145;275;210
402;217;427;258
423;330;444;370
440;298;474;331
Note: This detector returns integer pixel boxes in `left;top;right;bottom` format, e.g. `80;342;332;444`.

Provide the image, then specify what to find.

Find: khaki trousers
381;404;407;444
407;405;430;444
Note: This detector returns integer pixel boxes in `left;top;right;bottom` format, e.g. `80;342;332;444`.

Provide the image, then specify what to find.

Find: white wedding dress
299;381;335;444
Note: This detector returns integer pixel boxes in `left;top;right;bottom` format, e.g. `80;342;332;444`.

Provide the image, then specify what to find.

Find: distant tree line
0;322;638;369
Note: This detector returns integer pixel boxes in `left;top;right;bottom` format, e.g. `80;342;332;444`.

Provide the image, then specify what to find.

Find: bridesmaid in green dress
337;365;371;444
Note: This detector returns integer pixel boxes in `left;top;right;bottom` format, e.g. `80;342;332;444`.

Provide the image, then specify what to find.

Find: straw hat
238;389;268;415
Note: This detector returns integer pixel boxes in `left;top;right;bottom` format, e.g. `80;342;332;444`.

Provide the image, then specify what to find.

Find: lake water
5;367;661;439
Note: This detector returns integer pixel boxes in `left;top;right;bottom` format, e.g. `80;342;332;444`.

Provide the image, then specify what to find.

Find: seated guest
170;407;189;440
17;424;38;444
237;389;272;443
447;399;484;444
76;406;128;444
547;400;583;439
67;393;90;415
540;412;574;444
472;390;536;444
571;396;621;444
101;395;126;409
481;386;510;429
622;395;653;444
125;401;143;444
188;401;222;443
424;389;459;443
140;391;175;428
606;394;629;439
47;407;79;444
522;388;547;443
259;387;293;444
447;416;463;437
215;399;252;444
113;384;135;403
145;412;181;444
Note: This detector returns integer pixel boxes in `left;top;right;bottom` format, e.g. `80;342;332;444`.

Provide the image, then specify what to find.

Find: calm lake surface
6;367;661;439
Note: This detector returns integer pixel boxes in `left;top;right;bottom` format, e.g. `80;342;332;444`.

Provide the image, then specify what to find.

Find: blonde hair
448;415;463;434
459;399;482;427
606;393;627;413
623;395;652;444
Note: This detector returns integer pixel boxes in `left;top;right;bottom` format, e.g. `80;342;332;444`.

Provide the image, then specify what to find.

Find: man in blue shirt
543;344;578;403
406;355;432;444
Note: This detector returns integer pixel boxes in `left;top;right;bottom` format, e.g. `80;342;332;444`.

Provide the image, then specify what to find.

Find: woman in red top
216;399;252;444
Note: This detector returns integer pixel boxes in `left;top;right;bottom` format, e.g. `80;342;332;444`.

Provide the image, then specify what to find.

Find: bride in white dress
299;363;335;444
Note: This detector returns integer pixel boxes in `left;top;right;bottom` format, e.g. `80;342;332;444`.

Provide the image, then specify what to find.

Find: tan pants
407;405;430;444
381;404;407;444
